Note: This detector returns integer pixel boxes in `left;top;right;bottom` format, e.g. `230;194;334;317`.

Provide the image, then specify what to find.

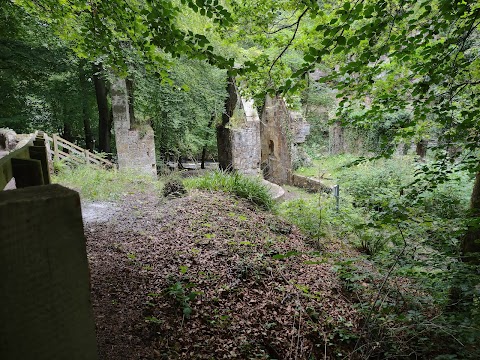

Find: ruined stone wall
260;95;293;185
217;78;261;176
260;96;310;185
112;79;157;176
230;99;261;176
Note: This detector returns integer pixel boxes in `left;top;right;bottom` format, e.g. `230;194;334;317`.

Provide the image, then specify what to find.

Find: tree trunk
462;172;480;264
201;114;215;169
63;120;73;143
92;63;110;153
416;139;427;160
79;61;94;151
217;76;237;171
448;172;480;309
221;76;237;126
330;121;344;154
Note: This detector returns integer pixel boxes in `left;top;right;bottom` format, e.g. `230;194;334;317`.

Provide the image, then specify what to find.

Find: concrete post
11;158;44;188
0;185;98;360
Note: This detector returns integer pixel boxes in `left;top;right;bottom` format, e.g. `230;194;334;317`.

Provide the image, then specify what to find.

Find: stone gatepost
112;78;157;176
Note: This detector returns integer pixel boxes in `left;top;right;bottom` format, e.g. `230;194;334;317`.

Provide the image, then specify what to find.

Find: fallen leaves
86;190;359;359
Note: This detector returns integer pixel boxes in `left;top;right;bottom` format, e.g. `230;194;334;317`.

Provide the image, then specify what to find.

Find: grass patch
183;170;274;210
53;163;162;201
294;154;359;183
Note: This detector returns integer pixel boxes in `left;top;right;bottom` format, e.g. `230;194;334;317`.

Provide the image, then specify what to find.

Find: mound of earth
85;190;358;359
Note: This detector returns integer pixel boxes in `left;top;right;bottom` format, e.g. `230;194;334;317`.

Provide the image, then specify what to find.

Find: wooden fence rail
45;134;114;169
1;132;115;190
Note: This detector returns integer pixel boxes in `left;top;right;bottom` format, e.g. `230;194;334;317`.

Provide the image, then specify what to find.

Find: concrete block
29;145;51;185
0;184;98;360
11;158;44;188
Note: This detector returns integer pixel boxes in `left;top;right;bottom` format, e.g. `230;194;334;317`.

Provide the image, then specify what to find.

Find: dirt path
82;201;119;224
85;190;358;359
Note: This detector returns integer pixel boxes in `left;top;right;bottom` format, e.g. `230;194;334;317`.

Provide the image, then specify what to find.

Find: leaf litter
86;189;360;359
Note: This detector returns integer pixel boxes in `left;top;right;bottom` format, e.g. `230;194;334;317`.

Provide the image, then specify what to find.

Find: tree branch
268;8;308;77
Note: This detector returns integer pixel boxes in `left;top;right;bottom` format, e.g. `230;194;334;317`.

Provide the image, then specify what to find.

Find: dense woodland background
1;0;480;358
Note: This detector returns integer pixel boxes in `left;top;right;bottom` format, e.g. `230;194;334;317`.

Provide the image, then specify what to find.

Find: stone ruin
217;77;261;176
217;79;310;186
0;128;18;153
111;79;157;176
110;75;309;181
260;95;311;185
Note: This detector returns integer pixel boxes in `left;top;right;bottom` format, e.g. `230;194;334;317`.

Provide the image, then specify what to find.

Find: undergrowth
183;170;274;210
280;155;480;359
53;162;162;200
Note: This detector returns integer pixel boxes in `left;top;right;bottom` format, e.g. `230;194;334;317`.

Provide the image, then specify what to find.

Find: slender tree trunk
79;61;94;151
217;76;237;171
92;63;110;153
330;121;344;154
448;172;480;309
201;114;215;169
63;120;73;143
178;157;184;170
462;172;480;264
416;139;427;160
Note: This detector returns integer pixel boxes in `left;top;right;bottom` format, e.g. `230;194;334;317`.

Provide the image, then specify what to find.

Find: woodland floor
84;188;360;359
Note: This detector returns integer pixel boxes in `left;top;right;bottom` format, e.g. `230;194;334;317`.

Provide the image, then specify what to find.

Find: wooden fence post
52;134;59;162
84;149;89;164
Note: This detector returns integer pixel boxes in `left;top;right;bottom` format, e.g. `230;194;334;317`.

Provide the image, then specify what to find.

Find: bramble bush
282;155;479;358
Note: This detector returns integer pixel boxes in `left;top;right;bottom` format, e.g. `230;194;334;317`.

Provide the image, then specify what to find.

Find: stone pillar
217;78;261;175
112;78;157;176
260;95;293;185
231;99;261;176
0;185;98;360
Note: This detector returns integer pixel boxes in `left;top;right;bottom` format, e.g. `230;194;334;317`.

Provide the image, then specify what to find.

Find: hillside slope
85;190;358;359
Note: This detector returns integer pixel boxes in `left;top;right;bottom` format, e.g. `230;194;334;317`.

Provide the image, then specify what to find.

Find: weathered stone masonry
216;79;311;185
260;95;310;185
217;78;261;176
112;78;157;176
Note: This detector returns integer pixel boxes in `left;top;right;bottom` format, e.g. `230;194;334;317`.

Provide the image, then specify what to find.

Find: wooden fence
1;132;115;190
45;134;114;169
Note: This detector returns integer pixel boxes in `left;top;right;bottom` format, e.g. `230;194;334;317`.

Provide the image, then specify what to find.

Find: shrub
184;170;274;210
339;157;414;211
418;172;472;219
278;197;325;240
